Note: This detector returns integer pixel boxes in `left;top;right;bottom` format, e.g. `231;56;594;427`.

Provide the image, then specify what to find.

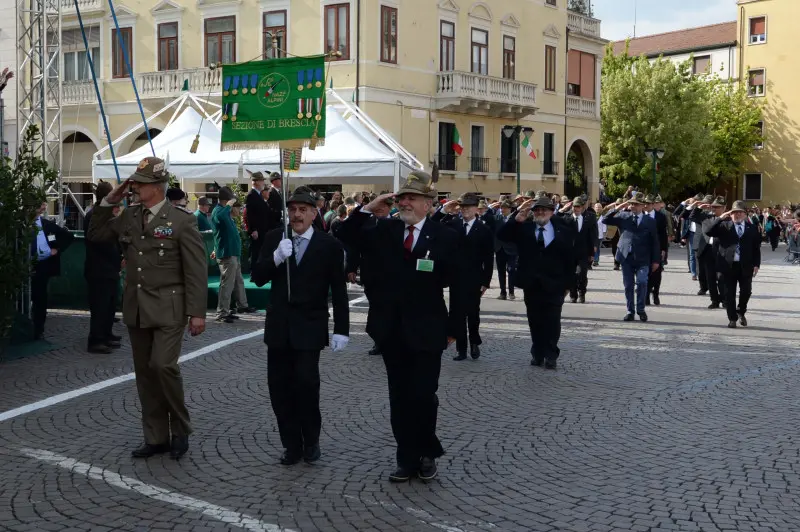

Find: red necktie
404;226;415;257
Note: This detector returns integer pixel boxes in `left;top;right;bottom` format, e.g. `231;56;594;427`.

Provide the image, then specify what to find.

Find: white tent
93;90;422;188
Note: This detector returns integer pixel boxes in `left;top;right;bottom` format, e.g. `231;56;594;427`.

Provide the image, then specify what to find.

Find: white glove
273;238;293;266
331;334;349;352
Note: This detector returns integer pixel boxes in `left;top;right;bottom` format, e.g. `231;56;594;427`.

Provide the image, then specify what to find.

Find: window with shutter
749;17;766;44
693;55;710;75
748;69;765;96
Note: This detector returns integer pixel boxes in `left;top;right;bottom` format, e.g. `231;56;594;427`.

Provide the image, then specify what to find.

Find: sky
593;0;737;42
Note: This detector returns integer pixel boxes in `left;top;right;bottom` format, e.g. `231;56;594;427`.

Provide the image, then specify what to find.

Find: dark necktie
404;226;415;257
537;227;545;248
142;208;150;229
464;221;469;235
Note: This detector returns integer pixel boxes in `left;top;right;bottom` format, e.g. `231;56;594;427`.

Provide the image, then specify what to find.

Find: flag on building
452;127;464;155
521;135;537;159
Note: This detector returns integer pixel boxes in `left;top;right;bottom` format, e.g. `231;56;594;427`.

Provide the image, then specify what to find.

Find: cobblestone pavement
2;246;800;532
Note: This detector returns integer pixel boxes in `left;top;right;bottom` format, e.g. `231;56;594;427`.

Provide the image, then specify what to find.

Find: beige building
18;0;606;217
737;0;800;205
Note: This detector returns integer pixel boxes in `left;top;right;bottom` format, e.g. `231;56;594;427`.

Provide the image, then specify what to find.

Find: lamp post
644;147;665;194
503;125;535;195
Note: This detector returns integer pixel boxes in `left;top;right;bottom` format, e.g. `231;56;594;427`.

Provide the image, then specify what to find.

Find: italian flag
452;127;464;155
521;135;537;159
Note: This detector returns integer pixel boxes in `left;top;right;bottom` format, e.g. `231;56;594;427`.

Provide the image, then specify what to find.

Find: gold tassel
309;132;319;151
190;134;200;154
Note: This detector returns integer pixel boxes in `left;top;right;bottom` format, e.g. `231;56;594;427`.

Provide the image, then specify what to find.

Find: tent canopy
93;91;422;186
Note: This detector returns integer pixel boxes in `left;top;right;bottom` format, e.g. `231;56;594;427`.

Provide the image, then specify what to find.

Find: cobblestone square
1;248;799;531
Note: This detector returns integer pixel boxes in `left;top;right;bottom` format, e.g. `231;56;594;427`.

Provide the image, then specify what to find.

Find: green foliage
568;0;593;17
566;149;584;188
601;41;763;199
0;126;58;340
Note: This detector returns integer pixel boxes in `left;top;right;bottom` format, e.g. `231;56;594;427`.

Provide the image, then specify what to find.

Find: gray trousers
216;256;248;316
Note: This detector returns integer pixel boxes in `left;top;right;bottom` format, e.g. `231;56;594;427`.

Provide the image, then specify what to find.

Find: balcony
435;153;457;172
59;0;104;14
47;81;99;107
469;157;490;174
542;161;560;177
435;71;537;119
138;68;222;99
567;11;602;39
567;96;597;120
499;158;517;174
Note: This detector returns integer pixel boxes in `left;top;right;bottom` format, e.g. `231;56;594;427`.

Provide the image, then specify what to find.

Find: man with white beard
498;194;576;369
339;171;458;483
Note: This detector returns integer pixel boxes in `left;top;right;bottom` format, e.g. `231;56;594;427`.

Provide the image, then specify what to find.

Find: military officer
87;157;208;460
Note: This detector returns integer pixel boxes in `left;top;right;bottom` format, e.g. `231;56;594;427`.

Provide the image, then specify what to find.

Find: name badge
47;234;56;242
416;258;434;272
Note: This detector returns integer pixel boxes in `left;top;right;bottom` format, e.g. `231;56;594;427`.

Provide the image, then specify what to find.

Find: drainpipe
737;5;745;200
355;0;361;107
564;27;570;196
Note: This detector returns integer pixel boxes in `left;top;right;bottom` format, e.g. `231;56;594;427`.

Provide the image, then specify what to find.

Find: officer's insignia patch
138;159;149;170
153;226;173;238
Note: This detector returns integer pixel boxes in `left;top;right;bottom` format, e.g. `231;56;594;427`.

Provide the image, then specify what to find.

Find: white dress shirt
404;217;426;250
34;216;52;260
463;217;476;235
574;213;583;232
682;202;697;232
537;221;555;247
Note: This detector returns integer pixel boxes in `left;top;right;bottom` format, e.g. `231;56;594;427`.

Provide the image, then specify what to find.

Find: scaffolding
16;0;62;220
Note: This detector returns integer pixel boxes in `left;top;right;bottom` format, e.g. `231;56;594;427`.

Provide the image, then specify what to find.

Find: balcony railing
542;161;560;176
138;68;222;98
566;96;597;119
469;157;490;173
60;0;103;12
436;71;537;118
435;153;457;172
567;11;602;39
499;158;517;174
47;80;98;107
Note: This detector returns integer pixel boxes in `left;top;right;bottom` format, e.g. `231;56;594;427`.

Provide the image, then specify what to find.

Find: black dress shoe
170;436;189;460
544;359;557;370
578;294;586;303
303;445;321;463
215;315;235;323
389;466;414;482
87;343;113;354
280;450;303;465
697;289;708;296
531;358;544;367
109;334;122;342
418;457;438;482
368;344;381;356
739;313;748;327
613;264;620;271
113;317;121;323
132;442;170;458
639;312;648;322
727;320;737;329
708;302;720;309
237;306;257;313
453;352;467;361
106;338;122;348
645;296;651;306
570;298;578;304
623;314;635;322
470;345;480;359
653;294;661;306
497;292;507;300
508;292;516;300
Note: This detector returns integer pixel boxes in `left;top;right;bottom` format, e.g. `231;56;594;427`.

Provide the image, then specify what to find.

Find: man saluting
87;157;208;460
339;172;458;483
251;186;349;466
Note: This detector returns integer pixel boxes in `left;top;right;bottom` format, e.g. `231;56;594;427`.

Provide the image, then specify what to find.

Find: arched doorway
565;139;593;200
128;128;162;154
61;131;101;229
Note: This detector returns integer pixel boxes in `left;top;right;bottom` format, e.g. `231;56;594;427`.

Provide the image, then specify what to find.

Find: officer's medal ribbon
249;74;258;94
240;74;249;95
314;67;323;88
223;76;232;97
297;70;305;91
231;75;240;95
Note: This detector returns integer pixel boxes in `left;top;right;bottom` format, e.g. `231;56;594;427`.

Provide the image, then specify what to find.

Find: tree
706;79;763;186
600;43;715;198
568;0;593;17
0;126;57;344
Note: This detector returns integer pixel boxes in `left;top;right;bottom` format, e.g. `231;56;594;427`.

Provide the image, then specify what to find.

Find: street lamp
503;125;535;194
644;147;665;194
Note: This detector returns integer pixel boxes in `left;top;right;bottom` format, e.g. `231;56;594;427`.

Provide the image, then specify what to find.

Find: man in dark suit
433;193;494;360
487;199;518;300
31;201;74;340
266;172;285;230
498;194;575;369
245;171;271;273
645;194;669;306
339;171;458;483
690;196;727;308
602;192;660;322
558;196;598;303
251;186;349;466
345;195;394;356
84;182;122;353
312;192;327;232
704;200;761;329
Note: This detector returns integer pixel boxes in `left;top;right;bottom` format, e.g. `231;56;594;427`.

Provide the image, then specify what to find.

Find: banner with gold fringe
220;55;326;151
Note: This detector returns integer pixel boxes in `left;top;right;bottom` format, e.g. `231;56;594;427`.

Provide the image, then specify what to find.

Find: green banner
220;55;326;151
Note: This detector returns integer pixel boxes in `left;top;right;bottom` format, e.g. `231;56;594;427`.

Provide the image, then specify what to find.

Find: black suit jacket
32;217;74;278
265;186;284;232
498;216;576;301
652;210;669;253
245;189;270;238
686;208;714;255
704;218;761;271
339;207;459;352
251;227;349;351
83;206;121;280
431;212;494;289
559;211;598;260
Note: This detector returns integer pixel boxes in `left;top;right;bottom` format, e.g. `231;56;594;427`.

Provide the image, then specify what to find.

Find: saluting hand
104;179;131;204
442;200;459;215
719;210;733;220
365;192;396;213
515;199;535;222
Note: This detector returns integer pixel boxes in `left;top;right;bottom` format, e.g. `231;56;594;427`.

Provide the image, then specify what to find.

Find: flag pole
280;149;291;302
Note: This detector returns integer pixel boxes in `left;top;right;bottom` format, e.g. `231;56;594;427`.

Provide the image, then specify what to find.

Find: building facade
7;0;606;213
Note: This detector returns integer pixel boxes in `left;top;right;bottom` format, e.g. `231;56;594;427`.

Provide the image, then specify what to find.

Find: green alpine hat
396;171;437;198
710;196;726;208
573;196;586;207
130;156;169;183
628;192;646;205
458;192;480;206
730;200;747;213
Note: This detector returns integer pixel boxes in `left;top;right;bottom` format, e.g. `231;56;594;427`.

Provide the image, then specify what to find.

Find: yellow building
737;0;800;205
53;0;605;212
